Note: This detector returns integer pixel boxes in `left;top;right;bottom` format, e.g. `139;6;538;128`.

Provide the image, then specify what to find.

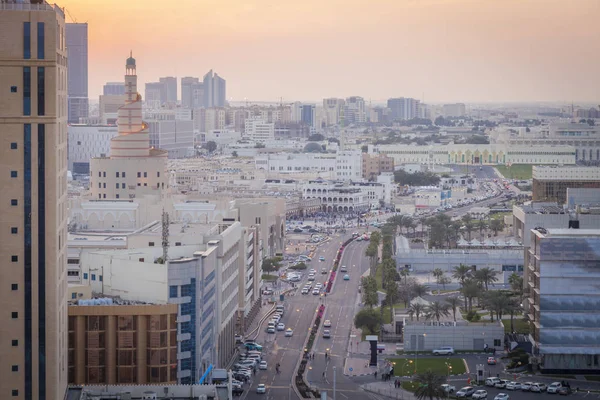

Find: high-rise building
159;76;177;104
203;69;226;108
323;98;344;126
0;2;69;399
66;23;89;123
144;82;162;109
90;54;168;200
181;77;202;108
300;104;316;128
387;97;420;120
344;96;366;124
442;103;466;117
103;82;125;96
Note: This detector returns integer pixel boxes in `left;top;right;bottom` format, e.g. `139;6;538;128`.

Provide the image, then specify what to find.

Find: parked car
506;382;521;391
232;386;244;396
432;346;455;355
259;361;268;370
256;384;266;394
520;382;534;391
558;387;572;396
547;382;563;394
487;357;497;365
485;378;501;387
472;390;488;399
244;342;262;351
301;288;309;295
312;289;320;295
277;323;285;331
530;383;547;393
441;384;456;394
321;268;328;274
456;387;476;398
495;380;509;389
494;394;509;400
267;327;275;334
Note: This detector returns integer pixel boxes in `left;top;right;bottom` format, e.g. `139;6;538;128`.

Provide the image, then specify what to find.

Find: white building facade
68;124;118;174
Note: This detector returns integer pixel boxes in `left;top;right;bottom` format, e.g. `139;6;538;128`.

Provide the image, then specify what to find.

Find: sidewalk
362;382;416;400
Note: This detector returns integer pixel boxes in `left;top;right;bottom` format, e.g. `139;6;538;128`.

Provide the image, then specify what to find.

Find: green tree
400;268;411;284
261;256;282;274
412;283;428;298
445;296;461;321
477;219;488;239
308;133;325;141
452;264;472;309
398;283;414;308
474;267;498;291
408;302;425;321
508;272;524;299
414;370;448;400
461;279;482;312
384;281;399;321
432;268;444;285
490;218;505;236
365;244;378;276
205;140;217;153
438;275;451;290
361;276;379;308
354;308;382;334
425;301;451;322
370;231;382;247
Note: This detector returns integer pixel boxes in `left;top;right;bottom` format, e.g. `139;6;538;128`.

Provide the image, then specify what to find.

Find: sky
60;0;600;104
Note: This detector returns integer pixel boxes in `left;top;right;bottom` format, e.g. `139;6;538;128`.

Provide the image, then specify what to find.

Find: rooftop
533;228;600;238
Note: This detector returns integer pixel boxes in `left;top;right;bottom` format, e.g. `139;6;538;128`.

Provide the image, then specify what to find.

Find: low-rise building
302;180;369;213
362;153;395;181
532;165;600;203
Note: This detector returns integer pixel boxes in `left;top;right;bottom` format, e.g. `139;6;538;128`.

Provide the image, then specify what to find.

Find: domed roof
304;142;324;153
126;51;136;67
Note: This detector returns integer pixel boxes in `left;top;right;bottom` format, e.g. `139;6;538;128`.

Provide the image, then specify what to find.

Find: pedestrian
322;371;326;380
374;371;378;379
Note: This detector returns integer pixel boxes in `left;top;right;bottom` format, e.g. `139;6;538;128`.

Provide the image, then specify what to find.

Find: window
23;67;31;115
11;312;18;319
11;86;17;93
175;242;181;246
98;171;101;177
137;172;141;178
144;172;147;177
494;339;501;347
98;183;101;188
11;256;18;262
103;171;106;177
157;171;160;177
12;389;18;397
143;183;147;186
99;275;103;282
12;284;18;290
148;242;155;247
11;200;18;206
37;22;45;59
12;340;18;346
23;22;30;59
77;141;81;145
11;142;17;149
122;172;126;178
115;194;120;199
10;171;18;178
116;172;120;178
37;67;45;115
11;227;18;234
121;183;125;188
116;183;119;189
91;274;96;281
83;273;88;280
71;293;77;299
169;286;178;298
12;365;18;372
103;183;106;188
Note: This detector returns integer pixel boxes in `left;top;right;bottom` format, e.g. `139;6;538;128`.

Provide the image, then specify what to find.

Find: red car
487;357;497;365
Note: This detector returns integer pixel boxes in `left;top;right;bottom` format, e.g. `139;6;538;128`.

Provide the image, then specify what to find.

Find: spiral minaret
109;52;151;158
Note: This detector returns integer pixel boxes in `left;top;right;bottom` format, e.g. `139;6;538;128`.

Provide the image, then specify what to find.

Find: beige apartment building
68;301;179;385
362;153;395;181
0;2;69;399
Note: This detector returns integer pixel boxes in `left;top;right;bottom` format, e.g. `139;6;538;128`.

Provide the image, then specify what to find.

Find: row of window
97;171;160;178
23;22;45;60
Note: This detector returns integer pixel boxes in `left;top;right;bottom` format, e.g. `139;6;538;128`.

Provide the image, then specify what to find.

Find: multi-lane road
243;233;371;400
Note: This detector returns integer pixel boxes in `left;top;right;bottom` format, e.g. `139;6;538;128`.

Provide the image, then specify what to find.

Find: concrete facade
402;321;505;351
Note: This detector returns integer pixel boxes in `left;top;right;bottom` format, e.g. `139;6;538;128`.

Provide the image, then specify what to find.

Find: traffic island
295;304;326;398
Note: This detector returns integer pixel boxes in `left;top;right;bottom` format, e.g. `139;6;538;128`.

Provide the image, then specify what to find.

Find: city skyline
59;0;599;104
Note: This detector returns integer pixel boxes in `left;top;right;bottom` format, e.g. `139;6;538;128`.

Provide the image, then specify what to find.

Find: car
235;334;244;343
312;289;320;295
493;394;509;400
432;346;455;355
557;387;572;396
301;288;309;295
246;354;261;361
456;387;476;398
285;328;293;337
547;382;563;394
321;268;328;274
319;256;325;261
530;383;547;393
245;343;263;351
323;320;331;328
308;274;315;281
495;380;509;389
267;327;275;334
340;265;348;272
323;329;331;338
343;274;350;280
487;357;497;365
472;390;488;399
441;384;456;394
263;289;273;296
520;382;534;391
232;386;244;396
309;269;317;274
506;382;521;391
277;323;285;331
256;384;266;394
485;378;501;387
293;228;303;233
259;361;268;370
232;379;244;386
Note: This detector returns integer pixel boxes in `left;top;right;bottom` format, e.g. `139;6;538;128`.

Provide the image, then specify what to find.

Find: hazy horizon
61;0;600;104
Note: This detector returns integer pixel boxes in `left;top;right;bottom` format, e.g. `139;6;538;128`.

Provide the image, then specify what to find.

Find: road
243;233;368;400
305;240;372;399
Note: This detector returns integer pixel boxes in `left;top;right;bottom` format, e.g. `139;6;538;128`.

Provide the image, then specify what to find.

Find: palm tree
408;302;425;321
384;281;399;321
411;283;428;298
414;370;448;400
490;218;505;236
365;244;378;276
425;301;451;322
477;219;487;239
452;264;472;309
474;267;498;291
432;268;444;285
508;272;524;299
400;267;411;284
461;280;481;312
370;231;382;247
505;296;521;333
445;296;461;321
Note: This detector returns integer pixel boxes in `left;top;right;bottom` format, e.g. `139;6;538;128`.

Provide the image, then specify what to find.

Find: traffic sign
349;367;353;371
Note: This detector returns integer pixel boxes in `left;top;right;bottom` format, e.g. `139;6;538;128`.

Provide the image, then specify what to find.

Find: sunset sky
59;0;600;104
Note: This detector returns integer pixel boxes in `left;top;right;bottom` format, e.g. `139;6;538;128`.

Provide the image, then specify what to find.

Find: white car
323;320;331;328
547;382;563;394
506;382;521;391
441;384;456;394
486;378;501;387
259;361;268;370
530;383;547;393
472;390;488;399
520;382;534;391
301;288;309;295
308;275;315;281
456;387;476;398
256;384;266;394
495;380;508;389
432;346;455;355
494;394;509;400
277;323;285;331
285;328;293;337
312;289;320;295
309;269;317;274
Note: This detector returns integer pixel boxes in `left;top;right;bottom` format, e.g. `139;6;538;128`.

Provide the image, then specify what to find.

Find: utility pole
161;208;169;263
333;366;337;400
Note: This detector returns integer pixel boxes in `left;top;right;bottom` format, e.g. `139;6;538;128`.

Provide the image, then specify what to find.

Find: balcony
1;1;55;12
